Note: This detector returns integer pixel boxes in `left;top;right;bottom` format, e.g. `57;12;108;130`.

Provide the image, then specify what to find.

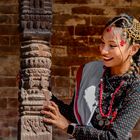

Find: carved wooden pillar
18;0;52;140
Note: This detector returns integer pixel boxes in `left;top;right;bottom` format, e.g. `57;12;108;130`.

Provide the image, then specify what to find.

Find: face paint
106;27;112;32
100;26;132;70
103;26;128;48
111;27;127;47
120;40;126;47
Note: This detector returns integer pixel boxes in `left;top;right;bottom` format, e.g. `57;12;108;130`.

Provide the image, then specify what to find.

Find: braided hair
104;13;140;67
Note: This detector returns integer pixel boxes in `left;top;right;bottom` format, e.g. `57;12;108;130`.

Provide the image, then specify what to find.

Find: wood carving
18;0;52;140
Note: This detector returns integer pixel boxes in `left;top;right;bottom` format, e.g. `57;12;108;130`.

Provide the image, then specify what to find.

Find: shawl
74;61;104;125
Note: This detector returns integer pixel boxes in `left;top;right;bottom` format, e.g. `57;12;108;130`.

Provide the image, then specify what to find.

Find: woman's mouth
103;58;113;61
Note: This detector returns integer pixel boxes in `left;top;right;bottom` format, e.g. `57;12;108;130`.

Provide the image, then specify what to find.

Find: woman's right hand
41;101;71;131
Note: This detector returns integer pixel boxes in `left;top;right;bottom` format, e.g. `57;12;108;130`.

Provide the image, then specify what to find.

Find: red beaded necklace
99;77;125;118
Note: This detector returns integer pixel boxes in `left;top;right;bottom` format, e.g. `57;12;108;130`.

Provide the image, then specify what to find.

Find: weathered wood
18;0;52;140
20;0;52;40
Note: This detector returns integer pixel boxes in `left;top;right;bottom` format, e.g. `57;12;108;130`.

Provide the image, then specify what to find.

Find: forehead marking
120;40;126;47
106;27;112;32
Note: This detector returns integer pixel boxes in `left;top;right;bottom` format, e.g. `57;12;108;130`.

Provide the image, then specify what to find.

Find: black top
52;65;140;140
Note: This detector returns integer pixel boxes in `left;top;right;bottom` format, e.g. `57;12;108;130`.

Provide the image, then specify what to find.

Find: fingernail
40;110;44;114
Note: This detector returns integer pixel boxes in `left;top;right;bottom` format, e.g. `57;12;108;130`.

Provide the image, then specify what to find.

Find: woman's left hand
41;101;70;131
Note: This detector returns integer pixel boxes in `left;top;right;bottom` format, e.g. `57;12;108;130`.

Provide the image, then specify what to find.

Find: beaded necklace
98;63;138;125
99;77;125;123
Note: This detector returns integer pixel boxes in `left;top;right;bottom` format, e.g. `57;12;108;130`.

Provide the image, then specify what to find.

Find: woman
41;13;140;140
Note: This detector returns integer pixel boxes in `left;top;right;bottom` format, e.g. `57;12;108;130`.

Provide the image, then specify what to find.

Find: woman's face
99;26;131;68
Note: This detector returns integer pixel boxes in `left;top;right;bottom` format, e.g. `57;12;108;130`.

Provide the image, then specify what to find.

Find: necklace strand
99;78;125;118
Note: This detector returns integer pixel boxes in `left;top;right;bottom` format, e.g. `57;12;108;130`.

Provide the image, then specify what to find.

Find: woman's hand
41;101;71;131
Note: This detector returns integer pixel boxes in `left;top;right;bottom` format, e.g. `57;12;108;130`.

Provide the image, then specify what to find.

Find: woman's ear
129;44;140;56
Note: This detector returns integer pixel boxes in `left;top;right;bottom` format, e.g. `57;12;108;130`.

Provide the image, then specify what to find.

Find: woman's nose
100;45;110;55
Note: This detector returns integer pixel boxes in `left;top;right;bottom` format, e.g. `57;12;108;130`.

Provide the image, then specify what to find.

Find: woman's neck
110;62;131;76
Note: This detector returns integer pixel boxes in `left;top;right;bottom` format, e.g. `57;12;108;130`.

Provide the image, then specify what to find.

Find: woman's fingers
43;101;59;116
50;101;59;112
43;117;55;124
41;110;56;120
47;104;58;115
41;101;70;130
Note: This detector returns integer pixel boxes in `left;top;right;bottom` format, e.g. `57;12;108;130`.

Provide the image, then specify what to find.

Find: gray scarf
74;61;104;125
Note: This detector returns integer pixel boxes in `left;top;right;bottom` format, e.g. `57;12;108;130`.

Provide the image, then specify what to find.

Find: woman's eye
99;43;105;49
100;41;105;46
110;45;117;48
100;43;105;46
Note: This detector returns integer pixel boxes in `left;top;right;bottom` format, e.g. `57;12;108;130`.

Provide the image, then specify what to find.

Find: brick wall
0;0;20;139
0;0;140;140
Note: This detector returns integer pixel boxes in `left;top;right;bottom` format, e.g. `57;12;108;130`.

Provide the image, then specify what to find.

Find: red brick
126;0;132;2
67;44;101;58
51;86;70;97
53;14;90;26
0;15;10;24
74;36;89;45
54;77;70;87
7;98;18;108
52;36;89;48
53;26;74;35
0;119;7;127
0;128;10;137
70;66;79;77
0;118;18;128
0;56;20;76
105;0;131;6
0;25;19;35
10;35;20;45
75;25;104;36
50;76;55;88
0;36;9;46
0;14;18;24
91;16;110;26
0;109;18;119
51;76;75;97
51;26;74;45
10;128;17;137
0;0;18;4
8;118;18;128
69;77;75;89
0;46;20;56
0;98;7;108
69;89;75;98
58;37;84;47
54;0;106;5
0;5;18;14
119;0;132;6
51;35;71;46
54;0;88;4
51;45;67;57
51;66;70;76
52;56;95;66
89;37;102;45
72;6;104;15
132;1;140;6
0;77;16;87
114;7;140;18
0;88;18;98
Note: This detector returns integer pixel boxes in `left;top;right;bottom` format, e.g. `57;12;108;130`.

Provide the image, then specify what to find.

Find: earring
130;58;133;64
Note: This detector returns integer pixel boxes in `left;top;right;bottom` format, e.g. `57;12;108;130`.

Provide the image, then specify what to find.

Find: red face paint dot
120;40;126;47
106;27;112;32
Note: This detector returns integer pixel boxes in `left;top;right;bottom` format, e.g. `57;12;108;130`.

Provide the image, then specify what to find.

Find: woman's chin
103;61;112;67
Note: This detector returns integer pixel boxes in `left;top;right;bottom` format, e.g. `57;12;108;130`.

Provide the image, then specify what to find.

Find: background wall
0;0;19;139
0;0;140;140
